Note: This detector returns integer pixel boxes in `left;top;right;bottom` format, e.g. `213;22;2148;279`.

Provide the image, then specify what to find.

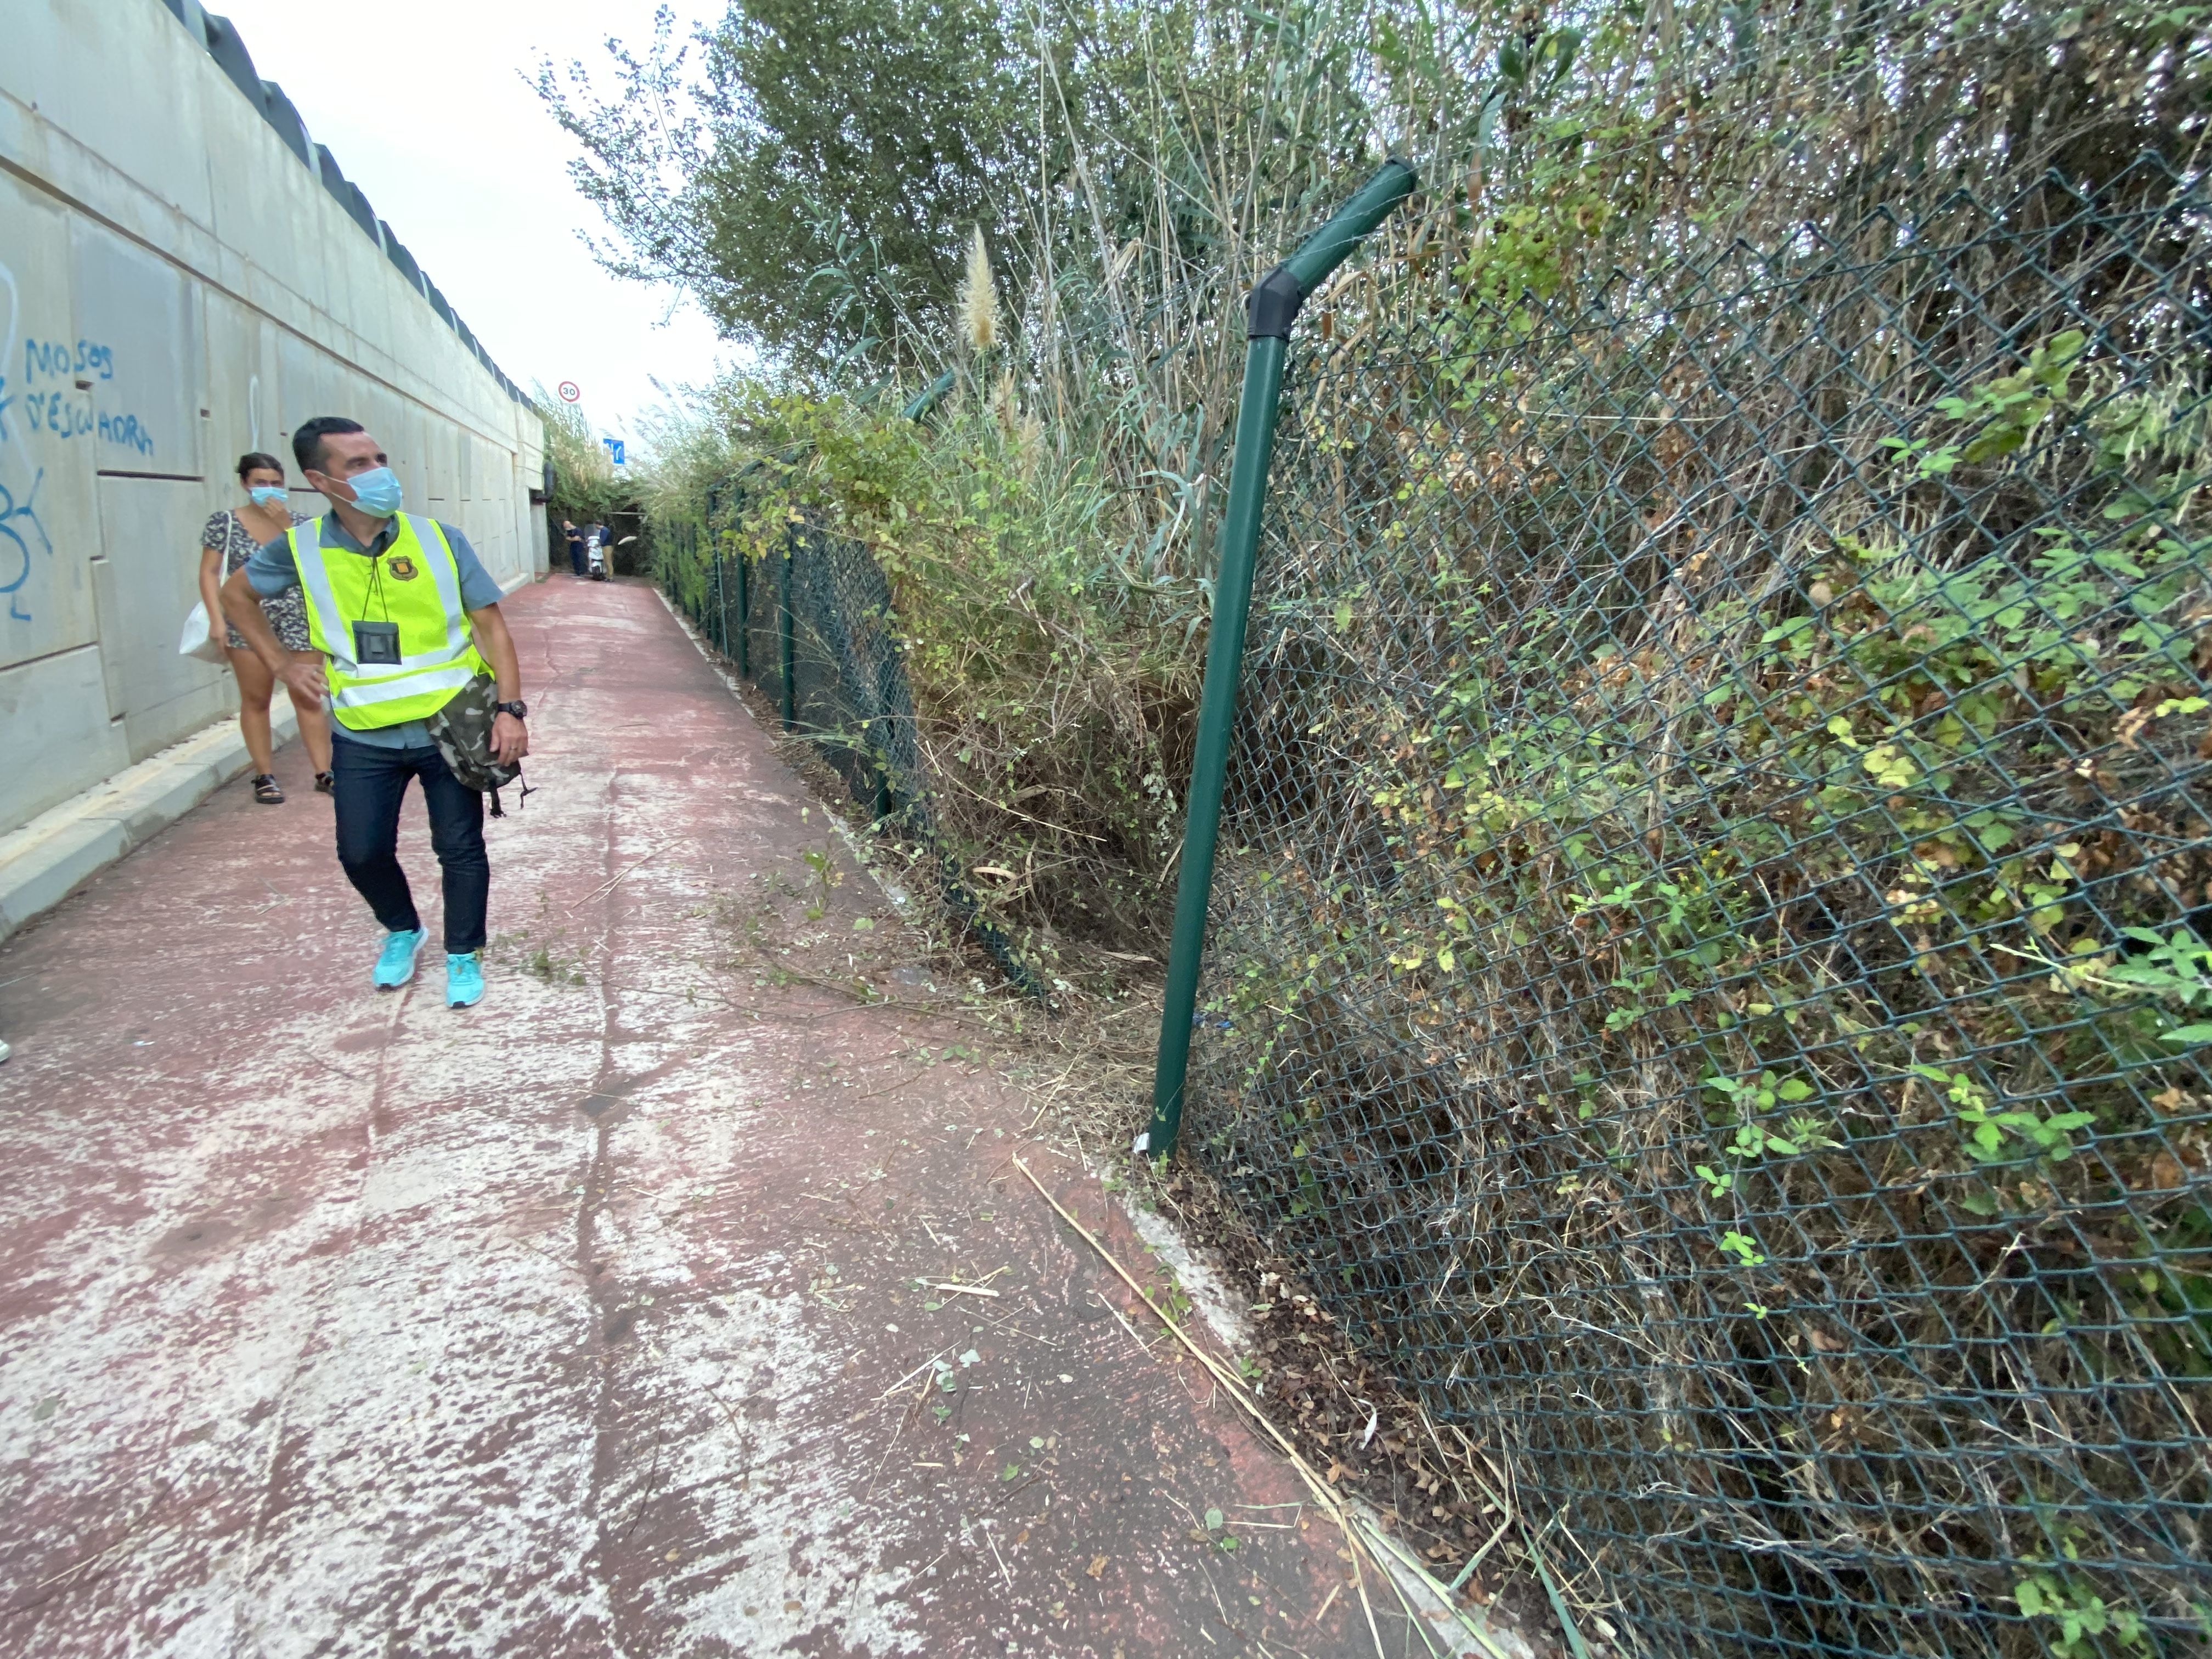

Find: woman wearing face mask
196;452;335;803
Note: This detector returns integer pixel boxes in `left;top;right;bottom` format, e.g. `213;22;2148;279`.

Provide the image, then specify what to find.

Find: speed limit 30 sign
557;381;581;403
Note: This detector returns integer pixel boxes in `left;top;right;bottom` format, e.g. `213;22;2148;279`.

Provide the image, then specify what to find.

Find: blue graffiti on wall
16;338;153;458
0;467;52;622
0;264;57;622
23;338;115;383
0;275;164;619
18;389;92;441
8;389;156;456
99;411;154;455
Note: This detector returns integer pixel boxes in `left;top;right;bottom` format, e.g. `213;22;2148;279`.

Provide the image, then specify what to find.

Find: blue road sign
603;437;625;466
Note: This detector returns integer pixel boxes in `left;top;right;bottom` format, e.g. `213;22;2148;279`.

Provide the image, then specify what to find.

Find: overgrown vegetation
1198;199;2212;1655
667;384;1198;967
558;0;2212;1649
536;388;639;527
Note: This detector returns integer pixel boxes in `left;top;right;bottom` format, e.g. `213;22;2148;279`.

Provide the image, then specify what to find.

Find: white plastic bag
178;599;225;663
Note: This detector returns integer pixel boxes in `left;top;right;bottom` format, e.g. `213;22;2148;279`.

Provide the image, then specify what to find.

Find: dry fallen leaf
1086;1554;1108;1579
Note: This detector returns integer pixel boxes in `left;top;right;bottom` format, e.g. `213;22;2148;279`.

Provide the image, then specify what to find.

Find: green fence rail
1180;154;2212;1656
1149;159;1418;1156
661;490;1048;996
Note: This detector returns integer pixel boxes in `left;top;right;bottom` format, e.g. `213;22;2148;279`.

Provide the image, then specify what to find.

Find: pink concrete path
0;576;1377;1658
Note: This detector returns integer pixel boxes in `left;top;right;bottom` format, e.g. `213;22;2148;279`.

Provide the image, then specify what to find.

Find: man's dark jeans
568;540;586;576
330;731;488;953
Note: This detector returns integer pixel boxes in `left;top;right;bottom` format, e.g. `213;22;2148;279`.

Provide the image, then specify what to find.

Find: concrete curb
0;704;301;946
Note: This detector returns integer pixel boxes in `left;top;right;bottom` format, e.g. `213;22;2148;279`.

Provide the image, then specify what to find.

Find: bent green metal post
1146;159;1418;1160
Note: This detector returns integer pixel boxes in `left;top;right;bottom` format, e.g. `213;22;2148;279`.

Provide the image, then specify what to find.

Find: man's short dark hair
292;416;365;475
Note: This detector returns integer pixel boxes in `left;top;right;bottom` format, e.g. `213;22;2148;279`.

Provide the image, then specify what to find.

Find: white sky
213;0;732;456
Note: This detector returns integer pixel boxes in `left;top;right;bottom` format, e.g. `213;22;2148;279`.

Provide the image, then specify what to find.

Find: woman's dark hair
236;452;285;483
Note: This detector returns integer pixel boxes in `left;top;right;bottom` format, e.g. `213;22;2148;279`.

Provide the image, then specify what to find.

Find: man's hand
280;659;329;704
491;711;529;765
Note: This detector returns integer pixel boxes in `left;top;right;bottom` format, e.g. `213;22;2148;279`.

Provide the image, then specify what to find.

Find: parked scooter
585;531;608;582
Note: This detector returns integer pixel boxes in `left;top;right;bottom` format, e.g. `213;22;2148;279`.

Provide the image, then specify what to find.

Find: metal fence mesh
1186;157;2212;1656
664;496;1045;993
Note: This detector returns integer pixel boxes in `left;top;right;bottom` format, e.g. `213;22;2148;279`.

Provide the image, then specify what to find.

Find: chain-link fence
662;492;1047;994
1185;156;2212;1656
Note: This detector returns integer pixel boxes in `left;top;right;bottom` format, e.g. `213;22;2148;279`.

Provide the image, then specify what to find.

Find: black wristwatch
495;699;528;720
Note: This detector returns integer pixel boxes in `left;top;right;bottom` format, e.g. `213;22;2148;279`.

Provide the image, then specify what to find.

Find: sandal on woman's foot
313;771;336;794
252;774;284;805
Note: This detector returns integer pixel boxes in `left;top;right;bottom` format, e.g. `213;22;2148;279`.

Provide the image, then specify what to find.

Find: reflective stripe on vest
291;512;490;730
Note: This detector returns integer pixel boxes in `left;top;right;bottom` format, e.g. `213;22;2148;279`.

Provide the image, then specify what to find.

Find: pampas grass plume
961;226;1001;354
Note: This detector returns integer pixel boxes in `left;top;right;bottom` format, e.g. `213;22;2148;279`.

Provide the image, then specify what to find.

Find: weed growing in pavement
800;843;842;921
489;898;591;986
527;943;589;986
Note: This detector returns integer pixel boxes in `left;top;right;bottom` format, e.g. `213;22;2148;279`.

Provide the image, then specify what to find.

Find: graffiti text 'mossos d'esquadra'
15;338;153;458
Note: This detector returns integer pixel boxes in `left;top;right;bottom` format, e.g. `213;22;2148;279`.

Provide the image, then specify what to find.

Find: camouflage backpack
426;673;529;816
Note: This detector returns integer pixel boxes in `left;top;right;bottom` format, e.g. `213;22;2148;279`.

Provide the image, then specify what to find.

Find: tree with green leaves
537;0;1032;374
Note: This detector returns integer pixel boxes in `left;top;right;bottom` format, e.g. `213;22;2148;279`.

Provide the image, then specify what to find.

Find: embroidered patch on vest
386;554;420;582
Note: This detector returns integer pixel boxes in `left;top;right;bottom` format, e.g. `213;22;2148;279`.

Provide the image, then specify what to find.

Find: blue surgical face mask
342;465;403;518
249;484;288;506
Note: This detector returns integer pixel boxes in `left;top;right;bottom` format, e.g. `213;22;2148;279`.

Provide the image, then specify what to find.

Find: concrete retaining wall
0;0;550;837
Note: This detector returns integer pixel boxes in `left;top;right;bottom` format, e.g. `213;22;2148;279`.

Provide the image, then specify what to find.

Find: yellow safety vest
290;513;489;730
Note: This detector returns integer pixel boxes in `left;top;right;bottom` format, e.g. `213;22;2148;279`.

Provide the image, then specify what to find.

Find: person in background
197;452;334;803
221;417;530;1010
562;517;586;578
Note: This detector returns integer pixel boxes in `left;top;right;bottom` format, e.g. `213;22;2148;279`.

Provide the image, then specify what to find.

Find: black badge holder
353;620;402;665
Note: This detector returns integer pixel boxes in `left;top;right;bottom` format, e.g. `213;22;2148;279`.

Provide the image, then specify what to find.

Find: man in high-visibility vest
221;416;530;1009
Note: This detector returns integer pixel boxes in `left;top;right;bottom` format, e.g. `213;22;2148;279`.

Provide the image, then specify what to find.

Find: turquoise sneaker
374;928;427;989
445;952;486;1009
